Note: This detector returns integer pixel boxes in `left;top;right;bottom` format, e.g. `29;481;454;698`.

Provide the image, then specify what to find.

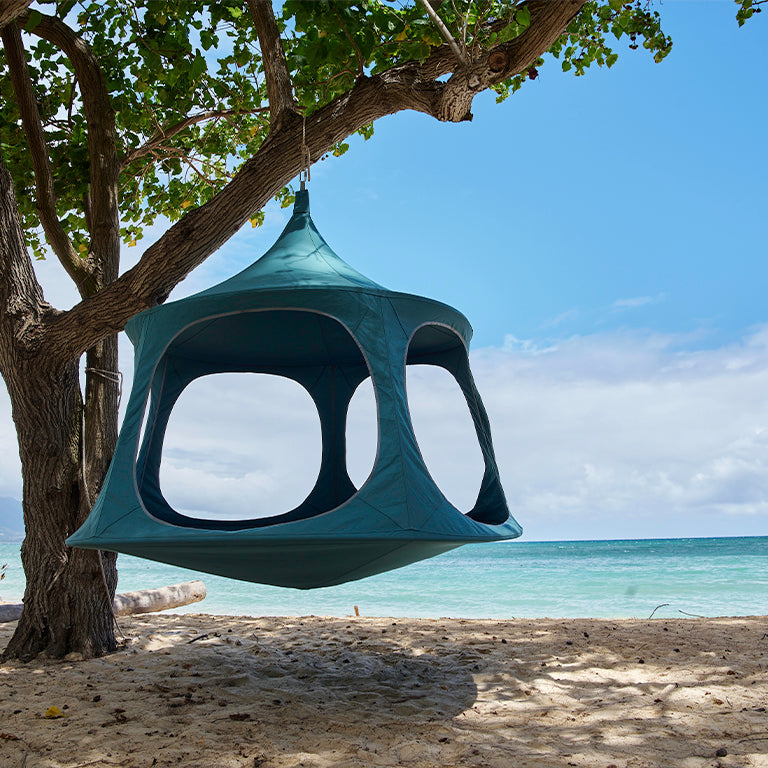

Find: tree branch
0;21;95;295
494;1;586;83
418;0;468;66
0;154;51;362
21;10;120;291
334;6;366;77
120;107;270;171
0;0;30;31
435;0;586;122
246;0;297;129
43;0;587;360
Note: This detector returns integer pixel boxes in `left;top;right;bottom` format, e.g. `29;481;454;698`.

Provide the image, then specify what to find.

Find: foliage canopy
1;0;675;262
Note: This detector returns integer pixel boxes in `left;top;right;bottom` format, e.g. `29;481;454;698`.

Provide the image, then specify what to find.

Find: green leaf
332;141;350;157
190;53;207;80
357;123;374;141
24;9;43;31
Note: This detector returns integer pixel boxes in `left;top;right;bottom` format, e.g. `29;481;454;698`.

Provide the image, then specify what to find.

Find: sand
1;613;767;768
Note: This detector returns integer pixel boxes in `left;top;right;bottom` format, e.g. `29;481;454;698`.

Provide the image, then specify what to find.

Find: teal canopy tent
67;190;522;588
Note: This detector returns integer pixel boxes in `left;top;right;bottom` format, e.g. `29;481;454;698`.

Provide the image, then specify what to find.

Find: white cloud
472;326;768;539
502;334;560;356
540;308;581;329
158;373;322;519
612;295;657;310
539;294;667;334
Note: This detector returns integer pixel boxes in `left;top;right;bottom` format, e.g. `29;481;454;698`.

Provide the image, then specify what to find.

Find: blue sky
1;2;767;542
180;1;767;350
303;2;767;352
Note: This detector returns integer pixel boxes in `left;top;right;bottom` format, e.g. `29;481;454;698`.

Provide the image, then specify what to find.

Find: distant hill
0;497;24;541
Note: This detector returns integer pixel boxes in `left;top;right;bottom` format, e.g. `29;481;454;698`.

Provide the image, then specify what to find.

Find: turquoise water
1;537;766;619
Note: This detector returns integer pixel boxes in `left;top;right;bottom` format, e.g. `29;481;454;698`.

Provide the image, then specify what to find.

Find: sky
1;2;767;542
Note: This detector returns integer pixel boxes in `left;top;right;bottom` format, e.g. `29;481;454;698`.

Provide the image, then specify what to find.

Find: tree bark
0;0;30;31
0;344;117;661
247;0;296;128
0;156;117;661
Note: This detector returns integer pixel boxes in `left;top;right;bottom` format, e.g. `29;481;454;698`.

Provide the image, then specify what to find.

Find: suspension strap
300;111;310;190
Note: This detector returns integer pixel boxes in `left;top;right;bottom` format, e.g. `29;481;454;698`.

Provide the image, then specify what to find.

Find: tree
0;0;696;660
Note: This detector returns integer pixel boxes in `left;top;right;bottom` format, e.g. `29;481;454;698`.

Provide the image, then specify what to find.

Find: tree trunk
0;356;117;660
0;156;118;660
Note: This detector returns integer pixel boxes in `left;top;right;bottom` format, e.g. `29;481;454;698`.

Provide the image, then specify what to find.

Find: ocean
1;536;766;620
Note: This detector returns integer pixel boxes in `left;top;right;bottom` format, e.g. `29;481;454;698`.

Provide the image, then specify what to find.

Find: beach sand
1;613;767;768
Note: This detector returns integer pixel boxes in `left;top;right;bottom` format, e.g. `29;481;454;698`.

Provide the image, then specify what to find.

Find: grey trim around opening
131;306;382;532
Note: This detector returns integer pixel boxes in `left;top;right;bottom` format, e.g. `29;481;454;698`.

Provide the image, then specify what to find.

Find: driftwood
0;580;206;623
111;580;206;616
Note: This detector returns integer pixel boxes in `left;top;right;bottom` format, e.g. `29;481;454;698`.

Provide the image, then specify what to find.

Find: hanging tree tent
67;191;522;589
